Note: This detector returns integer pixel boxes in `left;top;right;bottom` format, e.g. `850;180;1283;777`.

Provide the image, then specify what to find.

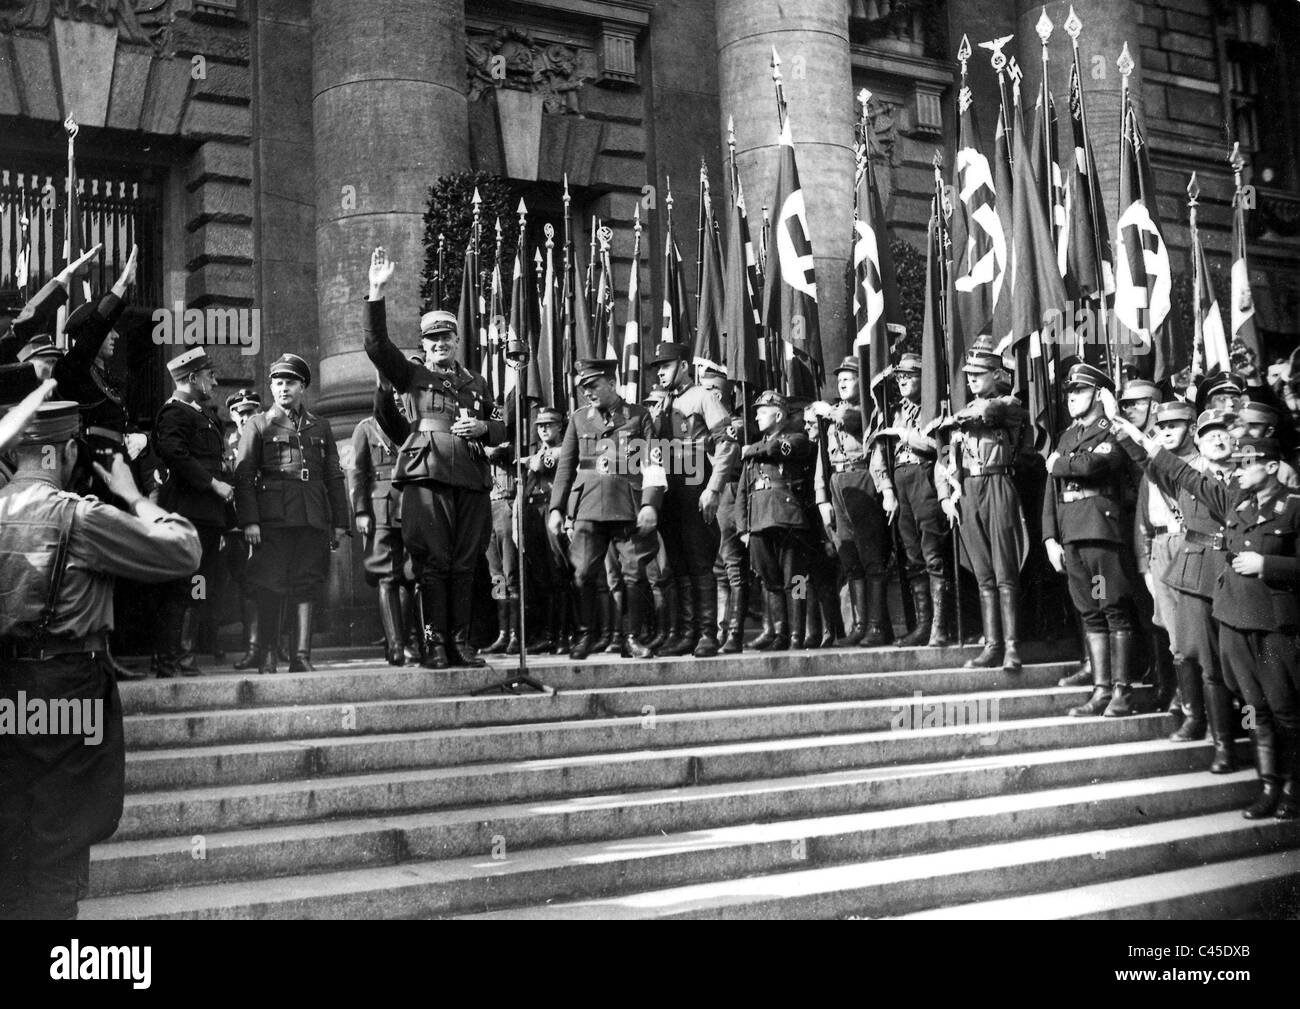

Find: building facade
2;0;1297;640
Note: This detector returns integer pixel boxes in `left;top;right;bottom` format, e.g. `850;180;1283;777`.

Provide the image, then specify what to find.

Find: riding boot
1153;649;1179;715
177;606;202;676
836;577;867;646
601;587;625;653
999;587;1022;673
817;580;838;648
896;578;932;647
927;575;953;647
1206;681;1240;773
769;589;790;652
860;574;893;646
378;584;405;666
694;575;720;657
569;583;598;661
788;590;806;650
750;587;779;651
721;583;747;654
420;579;449;670
1069;631;1112;716
401;585;422;663
1102;630;1133;716
662;577;698;656
289;602;315;672
530;594;557;654
233;598;260;670
716;580;730;642
964;589;1003;668
446;574;486;668
591;587;615;654
1168;661;1207;741
256;591;284;674
621;583;655;659
1242;724;1282;819
482;600;511;654
1275;728;1300;820
504;598;521;655
645;582;670;651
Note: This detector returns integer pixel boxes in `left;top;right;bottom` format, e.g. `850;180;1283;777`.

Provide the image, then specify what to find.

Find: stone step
115;716;1185;840
456;811;1300;920
121;683;1166;793
117;643;1072;714
79;774;1271;920
121;665;1076;750
92;737;1224;895
891;850;1300;920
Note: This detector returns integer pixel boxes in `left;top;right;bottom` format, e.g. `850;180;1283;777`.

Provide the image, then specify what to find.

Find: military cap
17;334;61;363
0;362;42;406
962;346;1003;374
420;310;458;339
1119;379;1161;403
63;302;96;335
226;388;263;414
1199;373;1243;407
1230;435;1282;464
833;356;860;375
647;341;690;366
896;353;923;374
1196;408;1232;432
1;399;80;446
1237;401;1280;428
700;370;730;390
1065;362;1116;393
1153;401;1196;425
754;390;788;411
574;358;616;386
535;407;565;425
167;346;214;381
269;352;311;387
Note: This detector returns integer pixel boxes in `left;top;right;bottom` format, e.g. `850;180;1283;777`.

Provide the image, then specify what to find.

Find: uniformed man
224;388;265;669
0;401;200;919
1198;372;1244;416
1131;408;1239;773
152;348;235;678
350;375;414;666
871;352;951;647
647;342;739;658
1043;363;1136;716
938;340;1030;671
0;245;101;366
522;406;571;652
801;403;840;648
548;359;666;660
234;353;348;673
810;357;893;646
1233;401;1300;489
735;390;816;652
1122;425;1300;820
363;248;504;669
641;387;677;652
711;386;752;653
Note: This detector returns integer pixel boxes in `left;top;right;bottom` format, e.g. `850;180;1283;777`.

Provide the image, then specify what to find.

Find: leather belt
261;469;313;482
894;456;928;468
578;459;615;471
0;633;108;661
832;460;870;473
1183;529;1224;549
1149;524;1170;535
418;417;454;433
1060;487;1101;503
964;464;1009;477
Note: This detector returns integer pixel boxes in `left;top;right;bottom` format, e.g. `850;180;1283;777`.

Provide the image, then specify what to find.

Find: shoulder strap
33;498;77;644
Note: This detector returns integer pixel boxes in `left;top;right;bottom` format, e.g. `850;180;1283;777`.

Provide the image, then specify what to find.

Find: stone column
716;0;855;390
1015;0;1140;208
311;0;470;428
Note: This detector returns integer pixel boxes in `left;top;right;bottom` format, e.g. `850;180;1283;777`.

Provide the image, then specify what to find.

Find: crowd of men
1;241;1298;919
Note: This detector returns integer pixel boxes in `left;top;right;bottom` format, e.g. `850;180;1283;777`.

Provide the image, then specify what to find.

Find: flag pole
696;159;707;330
1188;172;1204;380
1114;42;1135;391
977;35;1014;161
1036;9;1058;248
934;153;964;645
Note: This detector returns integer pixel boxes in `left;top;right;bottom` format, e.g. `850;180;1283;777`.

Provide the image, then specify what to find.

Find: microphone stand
472;356;554;697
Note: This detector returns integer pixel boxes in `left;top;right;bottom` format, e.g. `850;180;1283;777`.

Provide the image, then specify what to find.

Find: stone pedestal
716;0;855;391
310;0;470;430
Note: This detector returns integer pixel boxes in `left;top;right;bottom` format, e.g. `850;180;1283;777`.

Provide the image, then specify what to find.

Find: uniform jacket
363;298;504;490
349;416;401;529
1149;450;1300;631
234;404;348;531
0;278;67;365
1144;453;1234;600
154;396;234;530
951;396;1028;472
870;396;937;493
549;398;666;522
735;422;814;535
1043;415;1126;545
0;471;200;640
524;444;561;505
51;292;129;432
655;377;738;494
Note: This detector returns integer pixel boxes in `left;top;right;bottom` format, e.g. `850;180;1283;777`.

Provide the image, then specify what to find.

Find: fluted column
717;0;855;391
311;0;469;429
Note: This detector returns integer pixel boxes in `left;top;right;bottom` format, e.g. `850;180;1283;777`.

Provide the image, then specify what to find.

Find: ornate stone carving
863;95;901;166
466;26;596;116
0;1;184;55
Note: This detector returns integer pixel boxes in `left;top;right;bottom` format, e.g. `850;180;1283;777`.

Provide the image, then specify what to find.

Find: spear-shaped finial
438;231;446;249
1064;5;1083;41
1187;172;1200;207
534;247;542;266
958;34;971;76
517;197;528;225
1036;6;1053;45
727;114;736;149
562;174;570;207
1229;141;1246;178
633;200;642;236
665;175;674;214
1117;41;1134;78
770;46;782;83
494;216;503;243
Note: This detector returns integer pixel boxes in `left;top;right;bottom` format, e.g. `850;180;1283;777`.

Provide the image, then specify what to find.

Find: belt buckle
300;467;310;482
